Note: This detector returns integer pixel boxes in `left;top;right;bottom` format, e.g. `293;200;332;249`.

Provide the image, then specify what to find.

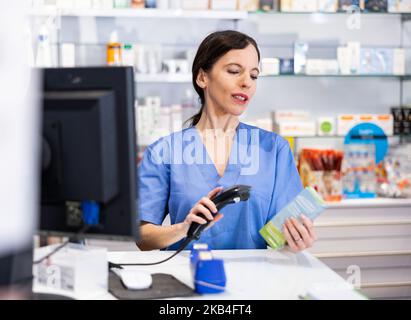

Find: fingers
301;214;317;241
198;197;218;216
194;203;215;221
283;224;299;253
208;186;223;199
187;212;208;225
284;218;306;251
290;217;312;247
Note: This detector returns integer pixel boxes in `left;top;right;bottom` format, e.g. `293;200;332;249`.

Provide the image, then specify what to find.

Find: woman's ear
196;69;208;89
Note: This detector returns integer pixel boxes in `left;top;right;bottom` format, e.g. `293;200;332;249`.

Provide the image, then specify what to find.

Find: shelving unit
134;73;411;84
29;8;248;19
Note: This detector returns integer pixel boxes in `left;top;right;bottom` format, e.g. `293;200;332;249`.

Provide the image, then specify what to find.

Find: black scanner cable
108;185;251;269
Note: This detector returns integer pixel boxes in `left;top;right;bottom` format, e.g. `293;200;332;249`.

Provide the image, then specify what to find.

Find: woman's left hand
282;214;317;253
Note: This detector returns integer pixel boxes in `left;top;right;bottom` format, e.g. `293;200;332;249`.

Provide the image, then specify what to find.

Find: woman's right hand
180;186;224;234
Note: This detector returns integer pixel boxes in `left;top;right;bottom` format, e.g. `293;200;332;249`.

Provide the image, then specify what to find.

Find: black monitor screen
40;67;138;240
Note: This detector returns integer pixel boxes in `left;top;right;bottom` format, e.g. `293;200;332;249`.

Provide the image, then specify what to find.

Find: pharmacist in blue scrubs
137;30;317;252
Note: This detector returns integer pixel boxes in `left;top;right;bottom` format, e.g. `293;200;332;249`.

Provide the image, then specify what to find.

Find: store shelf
261;74;411;79
135;73;411;83
250;10;409;16
325;198;411;209
29;8;248;20
135;73;192;83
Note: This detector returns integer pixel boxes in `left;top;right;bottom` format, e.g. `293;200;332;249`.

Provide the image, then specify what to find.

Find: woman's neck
195;106;239;134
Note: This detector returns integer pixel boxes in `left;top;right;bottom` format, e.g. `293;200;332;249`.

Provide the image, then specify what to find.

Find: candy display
298;149;344;202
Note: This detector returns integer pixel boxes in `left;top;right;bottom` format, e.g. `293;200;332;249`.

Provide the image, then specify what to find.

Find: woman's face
197;44;260;117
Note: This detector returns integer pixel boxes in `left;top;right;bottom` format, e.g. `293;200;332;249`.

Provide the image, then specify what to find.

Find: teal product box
259;187;326;250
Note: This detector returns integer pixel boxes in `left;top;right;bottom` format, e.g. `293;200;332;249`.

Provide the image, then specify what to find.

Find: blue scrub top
138;122;303;250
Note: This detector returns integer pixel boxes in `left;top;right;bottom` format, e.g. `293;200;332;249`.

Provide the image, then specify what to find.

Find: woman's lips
231;93;249;105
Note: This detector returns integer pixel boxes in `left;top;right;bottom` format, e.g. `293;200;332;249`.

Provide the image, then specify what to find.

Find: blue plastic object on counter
190;243;210;269
194;259;226;294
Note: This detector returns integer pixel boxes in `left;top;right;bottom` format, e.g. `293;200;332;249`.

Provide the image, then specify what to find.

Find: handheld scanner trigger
187;185;251;240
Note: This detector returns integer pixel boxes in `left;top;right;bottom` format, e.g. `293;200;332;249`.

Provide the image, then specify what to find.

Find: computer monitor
40;66;138;241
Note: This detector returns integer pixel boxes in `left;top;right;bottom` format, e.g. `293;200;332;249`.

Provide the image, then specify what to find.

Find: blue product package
259;187;326;250
194;259;226;294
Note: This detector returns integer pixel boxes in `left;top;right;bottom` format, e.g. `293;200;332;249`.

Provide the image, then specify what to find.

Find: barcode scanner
110;184;252;268
187;185;252;240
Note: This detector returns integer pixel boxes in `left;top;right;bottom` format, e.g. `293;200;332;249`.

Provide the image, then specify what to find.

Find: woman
137;30;317;252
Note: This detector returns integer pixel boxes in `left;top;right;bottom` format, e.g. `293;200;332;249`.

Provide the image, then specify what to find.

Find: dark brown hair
188;30;260;127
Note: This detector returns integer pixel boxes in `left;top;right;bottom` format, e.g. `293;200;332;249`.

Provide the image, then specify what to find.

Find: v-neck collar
191;122;249;189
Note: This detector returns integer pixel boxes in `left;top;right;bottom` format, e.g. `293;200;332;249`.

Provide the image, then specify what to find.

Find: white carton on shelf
318;0;338;12
337;114;358;136
273;121;316;136
337;47;350;75
238;0;259;11
306;59;339;75
261;58;280;75
210;0;237;10
388;0;411;12
358;114;394;136
337;114;394;136
292;0;317;12
272;110;310;123
393;48;405;75
181;0;209;10
60;43;75;67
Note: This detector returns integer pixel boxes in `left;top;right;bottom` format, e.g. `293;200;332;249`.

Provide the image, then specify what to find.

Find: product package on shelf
238;0;260;11
272;110;315;136
181;0;210;10
318;0;339;12
339;0;365;10
388;0;411;12
259;0;279;11
376;144;411;198
337;114;393;136
391;106;411;135
298;148;344;202
364;0;388;12
342;144;377;198
210;0;238;10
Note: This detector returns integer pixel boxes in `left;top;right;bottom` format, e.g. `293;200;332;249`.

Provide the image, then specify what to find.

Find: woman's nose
239;74;253;88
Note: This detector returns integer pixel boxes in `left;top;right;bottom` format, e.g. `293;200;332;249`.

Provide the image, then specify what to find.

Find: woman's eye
228;70;240;74
251;75;258;80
